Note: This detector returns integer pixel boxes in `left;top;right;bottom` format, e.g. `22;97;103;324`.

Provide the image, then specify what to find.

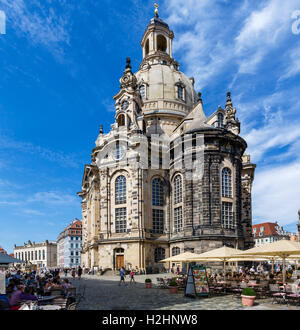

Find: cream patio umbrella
191;246;243;279
159;251;203;273
235;240;300;282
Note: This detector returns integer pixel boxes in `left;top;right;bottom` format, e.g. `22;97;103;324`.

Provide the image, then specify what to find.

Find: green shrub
169;280;178;286
145;278;152;283
242;288;256;296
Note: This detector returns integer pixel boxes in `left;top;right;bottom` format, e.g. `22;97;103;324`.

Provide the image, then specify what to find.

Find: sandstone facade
78;12;256;273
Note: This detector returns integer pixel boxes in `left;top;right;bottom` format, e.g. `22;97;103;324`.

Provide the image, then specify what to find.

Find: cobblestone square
71;274;300;310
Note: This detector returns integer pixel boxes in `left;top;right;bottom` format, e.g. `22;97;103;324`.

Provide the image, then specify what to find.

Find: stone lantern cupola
140;4;175;64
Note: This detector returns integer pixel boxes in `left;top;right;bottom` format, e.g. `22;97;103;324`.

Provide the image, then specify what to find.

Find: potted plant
169;280;179;294
145;278;152;288
241;287;256;307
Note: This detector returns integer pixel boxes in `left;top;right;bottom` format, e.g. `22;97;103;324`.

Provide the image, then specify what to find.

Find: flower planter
241;295;256;307
145;282;152;288
169;286;178;294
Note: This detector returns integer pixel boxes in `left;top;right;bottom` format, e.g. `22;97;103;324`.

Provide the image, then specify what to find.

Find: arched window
174;175;182;204
218;113;224;128
145;39;149;56
152;178;164;206
172;247;180;256
115;175;126;204
139;84;146;99
117;114;125;127
222;168;232;198
157;35;167;52
154;247;165;263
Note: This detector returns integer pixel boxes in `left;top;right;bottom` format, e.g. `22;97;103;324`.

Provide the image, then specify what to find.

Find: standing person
176;266;180;275
72;268;76;280
119;267;126;286
64;268;68;277
129;269;135;285
77;266;82;280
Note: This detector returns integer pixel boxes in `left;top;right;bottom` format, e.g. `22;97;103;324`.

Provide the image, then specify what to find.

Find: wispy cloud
0;133;80;168
0;0;71;59
27;191;78;205
23;209;45;216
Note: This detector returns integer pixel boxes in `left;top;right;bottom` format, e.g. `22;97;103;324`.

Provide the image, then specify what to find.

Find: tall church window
115;207;127;233
218;113;224;128
139;84;146;99
222;202;234;229
152;178;164;206
154;247;165;263
152;209;164;234
115;175;126;204
174;206;183;233
222;168;232;198
172;247;180;256
174;175;182;204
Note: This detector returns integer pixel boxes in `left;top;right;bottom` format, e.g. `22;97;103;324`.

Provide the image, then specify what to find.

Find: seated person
20;286;38;302
9;285;23;308
44;279;54;292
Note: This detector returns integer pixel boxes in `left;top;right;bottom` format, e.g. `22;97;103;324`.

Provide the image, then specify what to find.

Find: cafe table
39;305;62;310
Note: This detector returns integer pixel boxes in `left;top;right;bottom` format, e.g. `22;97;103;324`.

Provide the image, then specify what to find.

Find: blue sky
0;0;300;253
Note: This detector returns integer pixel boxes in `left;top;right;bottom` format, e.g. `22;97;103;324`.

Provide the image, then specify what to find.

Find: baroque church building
78;11;256;272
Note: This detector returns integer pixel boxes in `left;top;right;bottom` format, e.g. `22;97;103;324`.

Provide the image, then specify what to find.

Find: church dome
135;63;197;114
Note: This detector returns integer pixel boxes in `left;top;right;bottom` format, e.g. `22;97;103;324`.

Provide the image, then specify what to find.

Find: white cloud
0;133;80;168
0;0;71;59
23;209;45;216
27;191;78;205
253;160;300;228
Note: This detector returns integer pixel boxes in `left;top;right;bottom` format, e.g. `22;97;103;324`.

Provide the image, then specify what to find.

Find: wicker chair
67;302;77;310
269;284;286;304
285;283;300;306
52;297;68;310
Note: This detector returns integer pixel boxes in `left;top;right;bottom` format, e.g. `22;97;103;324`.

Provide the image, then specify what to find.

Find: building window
222;168;232;198
71;258;73;264
71;243;73;248
42;250;45;260
71;237;73;240
222;202;234;229
218;113;224;128
154;247;166;263
152;178;164;206
35;251;37;260
38;250;41;260
115;207;127;233
152;209;164;234
177;85;184;100
76;259;78;264
117;114;126;127
115;175;126;204
174;207;183;233
139;85;146;99
174;175;182;204
71;251;74;256
172;247;180;256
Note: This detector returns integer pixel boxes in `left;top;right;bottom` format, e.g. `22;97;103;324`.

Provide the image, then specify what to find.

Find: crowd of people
0;266;82;310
